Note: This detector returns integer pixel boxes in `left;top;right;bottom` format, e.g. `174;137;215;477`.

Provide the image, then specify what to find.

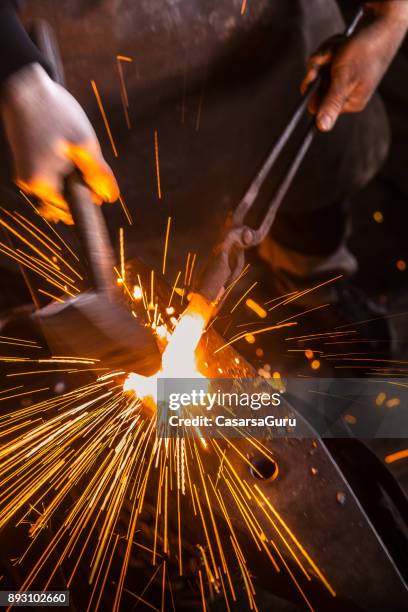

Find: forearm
0;0;50;90
366;0;408;22
304;1;408;130
360;1;408;81
365;1;408;44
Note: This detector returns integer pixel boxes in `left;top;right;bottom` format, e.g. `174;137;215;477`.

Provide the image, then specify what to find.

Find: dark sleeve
0;0;50;88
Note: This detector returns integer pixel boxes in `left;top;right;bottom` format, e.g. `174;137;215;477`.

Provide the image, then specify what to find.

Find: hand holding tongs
196;7;364;304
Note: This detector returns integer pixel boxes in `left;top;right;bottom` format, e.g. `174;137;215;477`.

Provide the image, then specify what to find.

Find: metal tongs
196;7;364;304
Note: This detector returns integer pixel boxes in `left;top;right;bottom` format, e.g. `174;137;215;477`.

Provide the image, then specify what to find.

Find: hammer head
32;292;162;376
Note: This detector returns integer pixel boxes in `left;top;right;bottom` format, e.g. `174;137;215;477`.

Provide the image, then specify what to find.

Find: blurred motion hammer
30;20;161;375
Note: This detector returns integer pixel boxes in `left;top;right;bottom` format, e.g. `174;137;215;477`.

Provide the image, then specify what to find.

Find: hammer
30;21;161;376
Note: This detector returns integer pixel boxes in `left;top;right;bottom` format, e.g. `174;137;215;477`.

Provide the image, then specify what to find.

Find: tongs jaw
197;213;255;302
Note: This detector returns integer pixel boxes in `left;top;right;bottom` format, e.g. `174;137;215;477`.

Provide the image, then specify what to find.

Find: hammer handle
66;173;117;298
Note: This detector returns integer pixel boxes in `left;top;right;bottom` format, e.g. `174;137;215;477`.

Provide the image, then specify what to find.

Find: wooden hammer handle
66;173;117;298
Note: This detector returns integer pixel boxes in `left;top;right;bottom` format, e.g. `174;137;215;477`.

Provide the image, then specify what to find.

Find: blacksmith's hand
1;63;119;224
301;1;408;132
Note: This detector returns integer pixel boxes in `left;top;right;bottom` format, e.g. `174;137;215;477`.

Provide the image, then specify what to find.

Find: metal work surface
0;256;406;610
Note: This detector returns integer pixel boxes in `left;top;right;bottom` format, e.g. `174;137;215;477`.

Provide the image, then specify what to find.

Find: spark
168;270;181;308
376;392;386;406
187;253;197;287
230;281;257;314
116;54;133;128
118;194;133;225
2;208;82;281
268;275;342;312
0;387;48;402
12;210;61;252
0;336;39;348
91;79;118;157
0;214;58;271
150;270;155;309
253;484;336;597
222;264;251;302
162;216;172;275
245;298;267;319
0;385;23;396
198;569;206;611
264;290;298;306
119;227;125;282
214;322;297;354
276;303;330;325
286;330;356;342
0;238;77;297
37;289;64;303
19;190;80;262
154;130;162;199
334;310;408;330
133;285;143;300
385;449;408;464
184;252;191;287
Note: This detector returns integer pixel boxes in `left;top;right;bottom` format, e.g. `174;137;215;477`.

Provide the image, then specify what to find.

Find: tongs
196;7;364;304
